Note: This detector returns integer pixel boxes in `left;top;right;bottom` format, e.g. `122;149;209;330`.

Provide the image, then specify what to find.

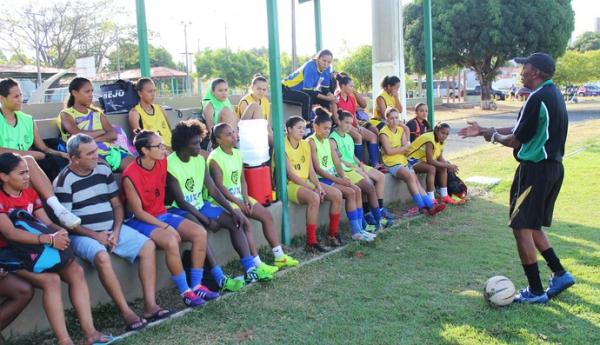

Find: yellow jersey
379;125;408;166
407;132;443;162
57;107;104;143
237;94;270;120
284;137;311;181
373;90;398;120
134;104;172;146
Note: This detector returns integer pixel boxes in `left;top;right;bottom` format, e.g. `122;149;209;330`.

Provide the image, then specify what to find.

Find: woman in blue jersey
282;49;337;121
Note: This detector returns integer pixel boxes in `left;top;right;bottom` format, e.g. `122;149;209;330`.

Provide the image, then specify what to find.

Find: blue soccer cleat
514;288;549;304
546;271;575;299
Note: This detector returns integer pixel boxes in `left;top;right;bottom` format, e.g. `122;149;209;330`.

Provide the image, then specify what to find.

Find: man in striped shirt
53;134;170;331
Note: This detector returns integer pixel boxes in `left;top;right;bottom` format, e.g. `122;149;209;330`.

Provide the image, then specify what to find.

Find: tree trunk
475;68;495;110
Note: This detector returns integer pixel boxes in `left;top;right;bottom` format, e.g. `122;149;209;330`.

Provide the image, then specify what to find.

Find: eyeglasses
148;143;165;149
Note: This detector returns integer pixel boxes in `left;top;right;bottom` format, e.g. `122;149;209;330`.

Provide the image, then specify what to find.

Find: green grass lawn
7;121;600;345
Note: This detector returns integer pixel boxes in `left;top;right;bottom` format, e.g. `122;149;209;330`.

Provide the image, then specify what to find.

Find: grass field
7;121;600;345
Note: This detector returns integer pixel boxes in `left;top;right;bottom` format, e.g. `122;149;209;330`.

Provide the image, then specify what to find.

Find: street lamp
180;21;192;96
25;10;42;87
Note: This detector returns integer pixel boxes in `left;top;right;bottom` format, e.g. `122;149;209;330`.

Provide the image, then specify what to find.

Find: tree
0;51;7;64
571;32;600;52
105;42;177;71
194;48;268;90
338;45;372;93
554;50;600;86
404;0;574;108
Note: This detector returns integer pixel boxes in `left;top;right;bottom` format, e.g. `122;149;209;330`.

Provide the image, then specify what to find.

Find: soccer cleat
182;290;206;308
364;212;376;225
327;235;343;247
57;209;81;229
403;206;420;218
364;224;378;233
362;230;376;239
305;243;330;254
440;195;465;205
514;288;549;304
274;254;299;268
220;276;245;292
244;267;272;284
256;262;279;276
546;271;575;298
352;231;374;242
193;285;220;301
380;207;398;220
421;203;446;216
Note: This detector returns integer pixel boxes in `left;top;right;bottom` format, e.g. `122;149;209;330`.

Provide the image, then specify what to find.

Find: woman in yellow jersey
202;78;237;133
58;77;134;172
128;78;172;150
407;123;462;205
379;108;445;217
307;112;375;244
209;123;299;269
237;74;273;144
369;75;407;136
284;116;342;253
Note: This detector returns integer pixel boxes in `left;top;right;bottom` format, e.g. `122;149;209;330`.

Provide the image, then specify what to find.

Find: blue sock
346;209;358;221
412;194;425;209
190;268;204;289
350;219;363;235
354;144;364;162
240;256;256;273
357;208;367;227
210;266;226;287
367;143;380;166
372;207;382;225
422;194;433;208
171;272;190;295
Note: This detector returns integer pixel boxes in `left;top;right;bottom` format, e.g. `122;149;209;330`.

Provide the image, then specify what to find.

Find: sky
1;0;599;66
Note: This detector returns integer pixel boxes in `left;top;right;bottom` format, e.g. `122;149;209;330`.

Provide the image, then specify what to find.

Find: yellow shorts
229;196;258;209
344;169;365;184
368;118;382;127
287;181;316;204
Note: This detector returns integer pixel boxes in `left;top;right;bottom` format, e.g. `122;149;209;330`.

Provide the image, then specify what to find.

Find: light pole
181;21;192;96
115;26;121;80
291;0;297;71
25;11;42;87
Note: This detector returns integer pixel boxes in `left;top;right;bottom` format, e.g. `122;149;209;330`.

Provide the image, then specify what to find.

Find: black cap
514;52;555;76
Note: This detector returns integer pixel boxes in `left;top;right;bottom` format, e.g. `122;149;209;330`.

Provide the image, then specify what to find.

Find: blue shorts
70;225;149;265
125;213;187;237
168;203;225;221
318;178;335;186
387;163;414;176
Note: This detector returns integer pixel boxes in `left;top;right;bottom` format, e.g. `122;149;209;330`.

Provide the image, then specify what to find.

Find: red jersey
122;158;167;217
337;93;358;127
0;188;43;248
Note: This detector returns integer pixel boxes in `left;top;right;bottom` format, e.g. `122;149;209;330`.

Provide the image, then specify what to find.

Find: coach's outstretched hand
458;121;483;138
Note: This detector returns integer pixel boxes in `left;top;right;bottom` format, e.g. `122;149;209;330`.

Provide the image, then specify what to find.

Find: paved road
443;108;600;155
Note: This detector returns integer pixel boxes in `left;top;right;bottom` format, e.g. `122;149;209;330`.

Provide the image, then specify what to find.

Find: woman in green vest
202;78;237;134
209;123;299;270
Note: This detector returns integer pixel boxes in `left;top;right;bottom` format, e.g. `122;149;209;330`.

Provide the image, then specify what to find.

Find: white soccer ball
484;276;516;307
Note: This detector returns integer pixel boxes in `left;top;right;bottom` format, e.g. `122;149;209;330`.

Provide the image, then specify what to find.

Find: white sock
253;255;262;266
272;245;284;259
47;196;67;215
440;187;448;198
427;191;435;200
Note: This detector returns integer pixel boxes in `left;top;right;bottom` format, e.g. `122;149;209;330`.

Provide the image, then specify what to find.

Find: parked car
577;85;600;97
516;87;532;100
466;85;506;100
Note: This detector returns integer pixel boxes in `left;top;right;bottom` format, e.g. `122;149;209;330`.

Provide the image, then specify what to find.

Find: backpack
7;210;74;273
99;79;140;114
446;171;468;198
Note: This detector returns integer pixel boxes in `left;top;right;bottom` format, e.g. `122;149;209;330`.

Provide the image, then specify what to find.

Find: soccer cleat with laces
193;285;220;301
220;276;245;292
182;290;206;308
256;262;279;276
244;267;273;284
546;271;575;298
440;195;465;205
305;243;330;254
274;254;299;268
421;203;446;216
514;288;549;304
352;231;374;242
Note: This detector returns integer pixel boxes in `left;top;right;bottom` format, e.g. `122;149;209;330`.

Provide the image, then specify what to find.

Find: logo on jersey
231;170;239;185
185;178;195;193
321;156;329;167
294;163;301;171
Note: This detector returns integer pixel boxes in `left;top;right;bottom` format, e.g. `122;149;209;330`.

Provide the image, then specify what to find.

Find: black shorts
509;161;564;230
0;247;24;272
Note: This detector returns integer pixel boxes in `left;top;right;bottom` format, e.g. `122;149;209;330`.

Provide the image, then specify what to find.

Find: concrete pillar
372;0;407;120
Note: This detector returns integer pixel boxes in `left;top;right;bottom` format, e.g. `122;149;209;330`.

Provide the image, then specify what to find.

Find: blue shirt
282;59;332;92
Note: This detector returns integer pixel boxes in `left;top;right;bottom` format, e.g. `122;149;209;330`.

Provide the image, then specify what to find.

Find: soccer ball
484;276;516;307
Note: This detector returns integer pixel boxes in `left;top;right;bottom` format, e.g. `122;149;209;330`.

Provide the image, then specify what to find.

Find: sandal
144;308;173;323
89;333;121;345
125;317;148;332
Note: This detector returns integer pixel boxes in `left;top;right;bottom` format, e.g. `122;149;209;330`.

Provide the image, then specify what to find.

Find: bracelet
48;234;55;248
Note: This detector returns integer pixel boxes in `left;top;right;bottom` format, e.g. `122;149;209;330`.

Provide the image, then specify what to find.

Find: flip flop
144;308;173;323
91;334;122;345
125;317;148;332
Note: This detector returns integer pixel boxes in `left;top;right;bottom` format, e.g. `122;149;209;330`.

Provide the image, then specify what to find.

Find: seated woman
307;112;375;244
58;77;134;172
237;74;273;145
335;74;380;168
202;78;237;133
284;116;343;253
369;76;406;136
378;108;446;217
330;110;395;227
128;77;173;150
121;131;211;308
0;153;115;345
406;123;463;205
405;103;432;142
209;123;299;269
166;120;273;285
282;49;337;121
0;78;80;229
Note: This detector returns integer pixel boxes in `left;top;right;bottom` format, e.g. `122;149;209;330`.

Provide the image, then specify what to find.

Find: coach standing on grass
459;52;575;303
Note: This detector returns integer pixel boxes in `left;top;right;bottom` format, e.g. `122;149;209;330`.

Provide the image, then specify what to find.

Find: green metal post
135;0;151;77
266;0;291;245
170;78;174;96
423;0;435;124
313;0;322;51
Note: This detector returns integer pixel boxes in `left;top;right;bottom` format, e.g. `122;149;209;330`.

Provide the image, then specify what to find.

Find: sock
372;207;382;225
378;198;384;209
412;194;425;209
422;194;434;208
306;224;317;245
346;210;362;235
253;255;263;266
328;213;341;237
440;187;448;198
190;268;204;290
240;256;256;273
427;191;435;200
47;196;68;215
357;208;367;228
541;248;566;275
272;245;284;259
354;144;364;162
522;262;544;295
362;202;370;213
171;272;190;295
210;266;226;287
367;143;380;166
